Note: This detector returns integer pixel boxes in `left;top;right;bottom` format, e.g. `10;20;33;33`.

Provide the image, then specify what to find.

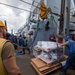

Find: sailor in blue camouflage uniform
57;36;75;75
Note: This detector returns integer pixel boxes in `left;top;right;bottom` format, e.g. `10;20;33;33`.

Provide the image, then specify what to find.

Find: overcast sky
0;0;33;33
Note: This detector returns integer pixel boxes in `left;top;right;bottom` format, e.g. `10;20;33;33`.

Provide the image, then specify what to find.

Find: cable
34;1;40;4
16;19;39;48
51;12;60;17
20;0;39;8
20;0;60;17
0;2;39;14
20;0;61;17
17;0;41;33
33;0;40;4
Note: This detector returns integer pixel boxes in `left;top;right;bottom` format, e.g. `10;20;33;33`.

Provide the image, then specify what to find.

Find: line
0;2;39;14
20;0;39;8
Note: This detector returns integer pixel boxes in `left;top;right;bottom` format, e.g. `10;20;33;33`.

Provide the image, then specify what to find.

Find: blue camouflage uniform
63;40;75;73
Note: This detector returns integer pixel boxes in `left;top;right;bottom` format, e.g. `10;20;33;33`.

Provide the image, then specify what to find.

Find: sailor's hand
56;42;59;45
56;42;62;47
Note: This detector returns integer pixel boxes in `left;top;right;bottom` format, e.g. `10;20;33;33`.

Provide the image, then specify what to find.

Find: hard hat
65;36;70;41
11;34;14;37
0;20;7;29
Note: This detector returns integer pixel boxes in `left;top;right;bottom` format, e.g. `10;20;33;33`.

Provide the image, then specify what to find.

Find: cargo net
33;41;64;64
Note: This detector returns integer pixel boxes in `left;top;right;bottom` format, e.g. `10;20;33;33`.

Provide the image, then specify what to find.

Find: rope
0;2;39;14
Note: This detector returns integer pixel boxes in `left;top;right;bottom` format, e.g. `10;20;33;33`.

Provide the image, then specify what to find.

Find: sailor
57;36;75;75
16;35;26;55
0;20;21;75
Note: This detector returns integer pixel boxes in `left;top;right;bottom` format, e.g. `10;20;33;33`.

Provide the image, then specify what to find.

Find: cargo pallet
31;56;67;75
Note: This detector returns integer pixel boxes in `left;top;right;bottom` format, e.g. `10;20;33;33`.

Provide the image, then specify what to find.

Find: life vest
0;38;8;75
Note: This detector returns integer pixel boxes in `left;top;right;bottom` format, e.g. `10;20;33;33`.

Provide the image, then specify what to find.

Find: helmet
11;34;14;37
65;36;70;41
0;20;7;29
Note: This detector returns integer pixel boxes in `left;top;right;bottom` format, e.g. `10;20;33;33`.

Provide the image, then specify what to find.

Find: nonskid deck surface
16;50;75;75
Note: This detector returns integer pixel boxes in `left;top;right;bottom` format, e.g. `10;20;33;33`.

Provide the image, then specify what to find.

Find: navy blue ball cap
65;36;70;41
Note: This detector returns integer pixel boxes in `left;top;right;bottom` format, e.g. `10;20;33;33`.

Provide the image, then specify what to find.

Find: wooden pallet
31;56;67;75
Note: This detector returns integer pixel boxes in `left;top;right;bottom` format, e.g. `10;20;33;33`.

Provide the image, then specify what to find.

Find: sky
0;0;75;34
0;0;33;33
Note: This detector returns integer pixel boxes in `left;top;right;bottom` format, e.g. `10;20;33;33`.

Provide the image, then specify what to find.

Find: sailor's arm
3;56;21;75
2;42;21;75
56;41;69;46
